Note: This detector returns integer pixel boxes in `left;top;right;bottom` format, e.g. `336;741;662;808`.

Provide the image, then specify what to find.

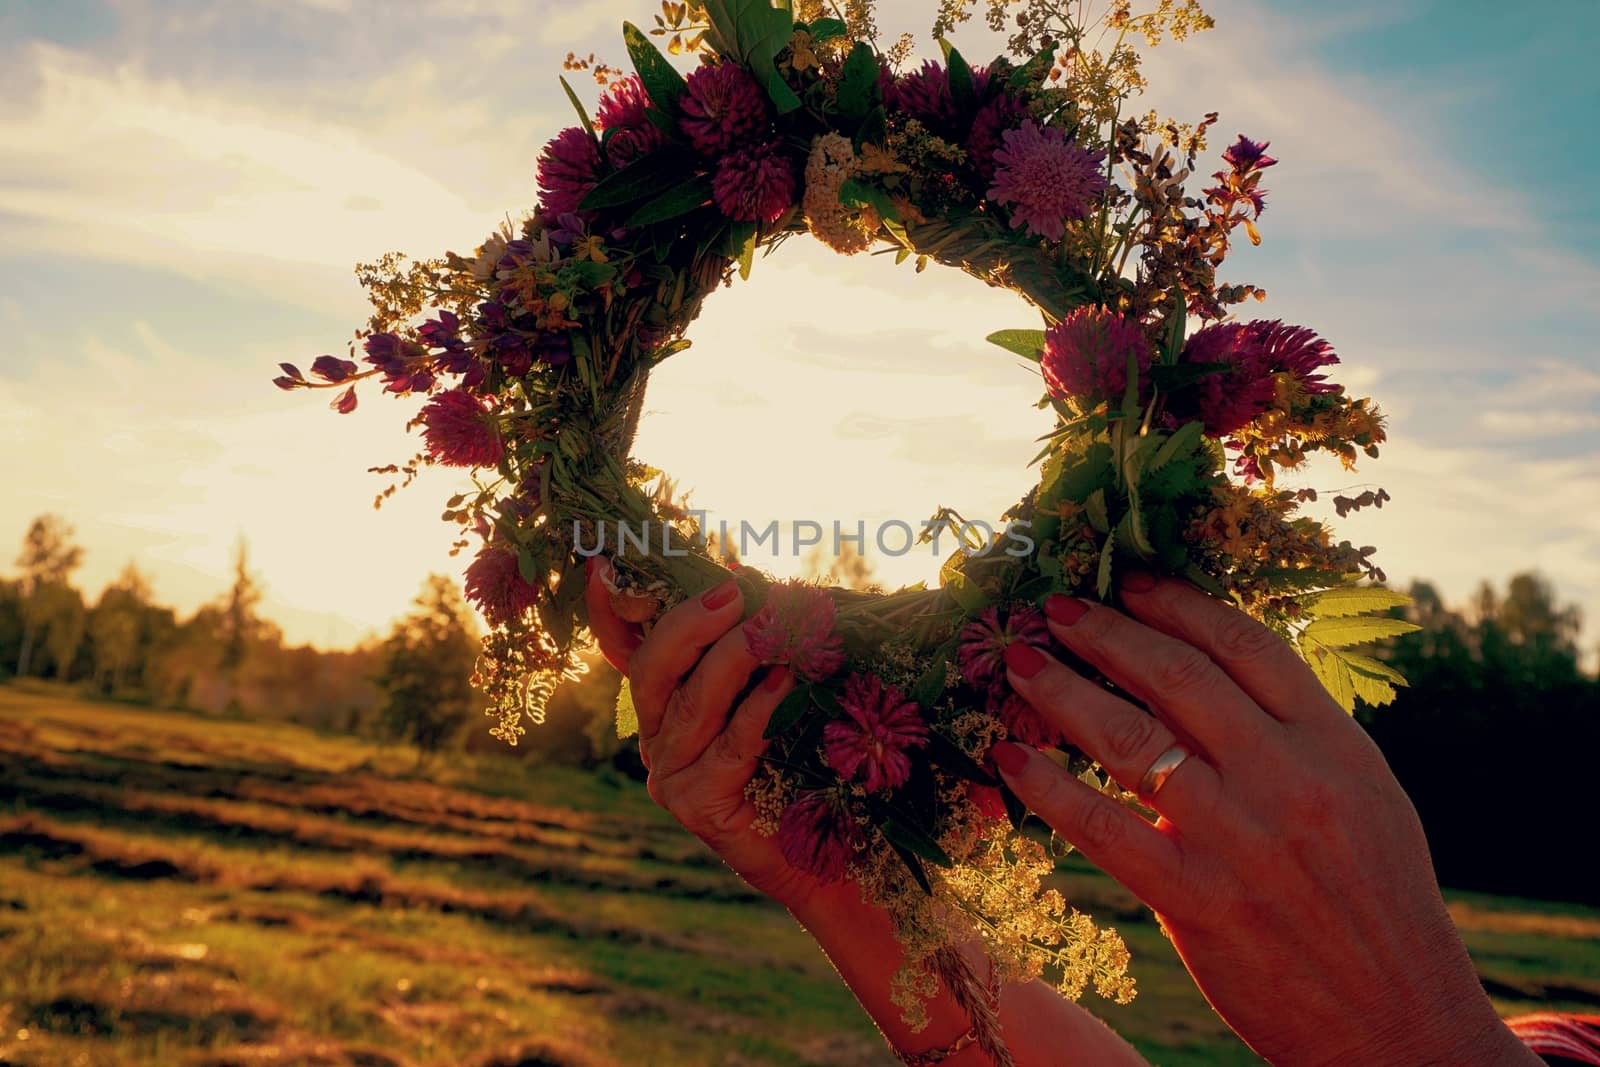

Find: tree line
2;514;1596;902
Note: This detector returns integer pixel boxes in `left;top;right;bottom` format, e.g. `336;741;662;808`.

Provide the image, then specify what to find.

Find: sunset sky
3;0;1597;650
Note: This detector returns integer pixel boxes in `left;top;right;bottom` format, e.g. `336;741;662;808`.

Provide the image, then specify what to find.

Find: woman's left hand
990;574;1537;1067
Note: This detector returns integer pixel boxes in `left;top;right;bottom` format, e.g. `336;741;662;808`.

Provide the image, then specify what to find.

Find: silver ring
1137;744;1192;798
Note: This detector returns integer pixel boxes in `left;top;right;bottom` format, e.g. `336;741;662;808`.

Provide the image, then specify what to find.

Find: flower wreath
276;0;1420;1041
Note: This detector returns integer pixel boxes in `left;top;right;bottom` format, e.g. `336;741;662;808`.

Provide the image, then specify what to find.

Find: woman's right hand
584;559;828;909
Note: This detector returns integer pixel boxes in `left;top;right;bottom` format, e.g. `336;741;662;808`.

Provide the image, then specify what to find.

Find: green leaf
837;177;899;223
1096;536;1114;599
985;328;1047;361
940;557;990;615
734;221;758;279
999;779;1027;830
884;836;933;894
942;40;975;113
580;146;698;210
878;813;954;867
805;16;848;43
1301;616;1421;650
702;0;800;113
925;730;998;786
762;683;814;739
1084;488;1110;534
1148;421;1203;474
625;178;713;227
516;545;542;585
1182;563;1229;599
1342;652;1408;686
1304;586;1413;619
836;41;879;121
623;22;688;113
616;677;640;739
1148;362;1229;392
558;76;598;141
1305;646;1356;713
911;636;959;707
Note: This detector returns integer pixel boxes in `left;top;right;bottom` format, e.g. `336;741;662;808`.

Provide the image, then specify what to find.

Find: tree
88;563;156;694
216;538;273;676
14;515;84;677
372;575;481;764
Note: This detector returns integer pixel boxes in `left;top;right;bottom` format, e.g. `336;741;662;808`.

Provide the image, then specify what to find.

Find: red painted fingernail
991;741;1029;775
1004;642;1047;679
762;666;788;692
1122;570;1157;593
700;580;739;611
1044;595;1090;627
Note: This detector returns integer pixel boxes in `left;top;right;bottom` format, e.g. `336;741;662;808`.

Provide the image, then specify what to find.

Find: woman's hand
584;559;825;909
992;574;1536;1067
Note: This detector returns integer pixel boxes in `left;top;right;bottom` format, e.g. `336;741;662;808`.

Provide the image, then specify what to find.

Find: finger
991;741;1184;913
584;557;642;674
630;578;743;742
1003;642;1223;816
1040;594;1277;762
646;625;764;777
693;666;793;790
1118;573;1336;723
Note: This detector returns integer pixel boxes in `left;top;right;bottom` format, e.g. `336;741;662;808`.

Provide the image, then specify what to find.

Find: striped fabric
1508;1013;1600;1065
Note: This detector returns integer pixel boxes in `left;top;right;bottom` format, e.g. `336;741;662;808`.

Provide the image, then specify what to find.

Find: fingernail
1122;570;1157;593
991;741;1029;776
1004;642;1047;679
761;666;788;692
700;580;739;611
1044;595;1090;627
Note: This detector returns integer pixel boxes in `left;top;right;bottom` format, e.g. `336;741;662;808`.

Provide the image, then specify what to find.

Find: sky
2;0;1597;651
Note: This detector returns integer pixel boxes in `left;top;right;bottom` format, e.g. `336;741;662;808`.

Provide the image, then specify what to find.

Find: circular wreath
276;0;1414;1040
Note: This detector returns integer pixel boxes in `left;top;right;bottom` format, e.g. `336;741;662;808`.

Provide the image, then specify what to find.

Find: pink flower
957;603;1049;691
777;789;864;883
536;126;602;218
679;63;768;156
712;141;796;223
1179;319;1339;437
823;674;928;793
991;691;1063;749
418;389;503;468
894;60;953;125
986;120;1107;241
595;75;666;166
463;543;540;626
1041;306;1154;408
742;581;845;682
965;91;1031;184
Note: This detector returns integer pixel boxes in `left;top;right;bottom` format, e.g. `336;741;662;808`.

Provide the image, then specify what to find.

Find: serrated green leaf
1096;536;1114;599
1348;667;1399;709
941;565;990;615
1148;421;1203;474
985;328;1047;361
1084;488;1110;534
1305;646;1356;713
616;676;640;739
1342;652;1408;686
624;178;713;227
762;683;814;739
623;22;687;114
1304;586;1413;619
1301;616;1421;649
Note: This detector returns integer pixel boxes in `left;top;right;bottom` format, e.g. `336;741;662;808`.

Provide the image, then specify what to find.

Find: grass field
1;685;1596;1066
